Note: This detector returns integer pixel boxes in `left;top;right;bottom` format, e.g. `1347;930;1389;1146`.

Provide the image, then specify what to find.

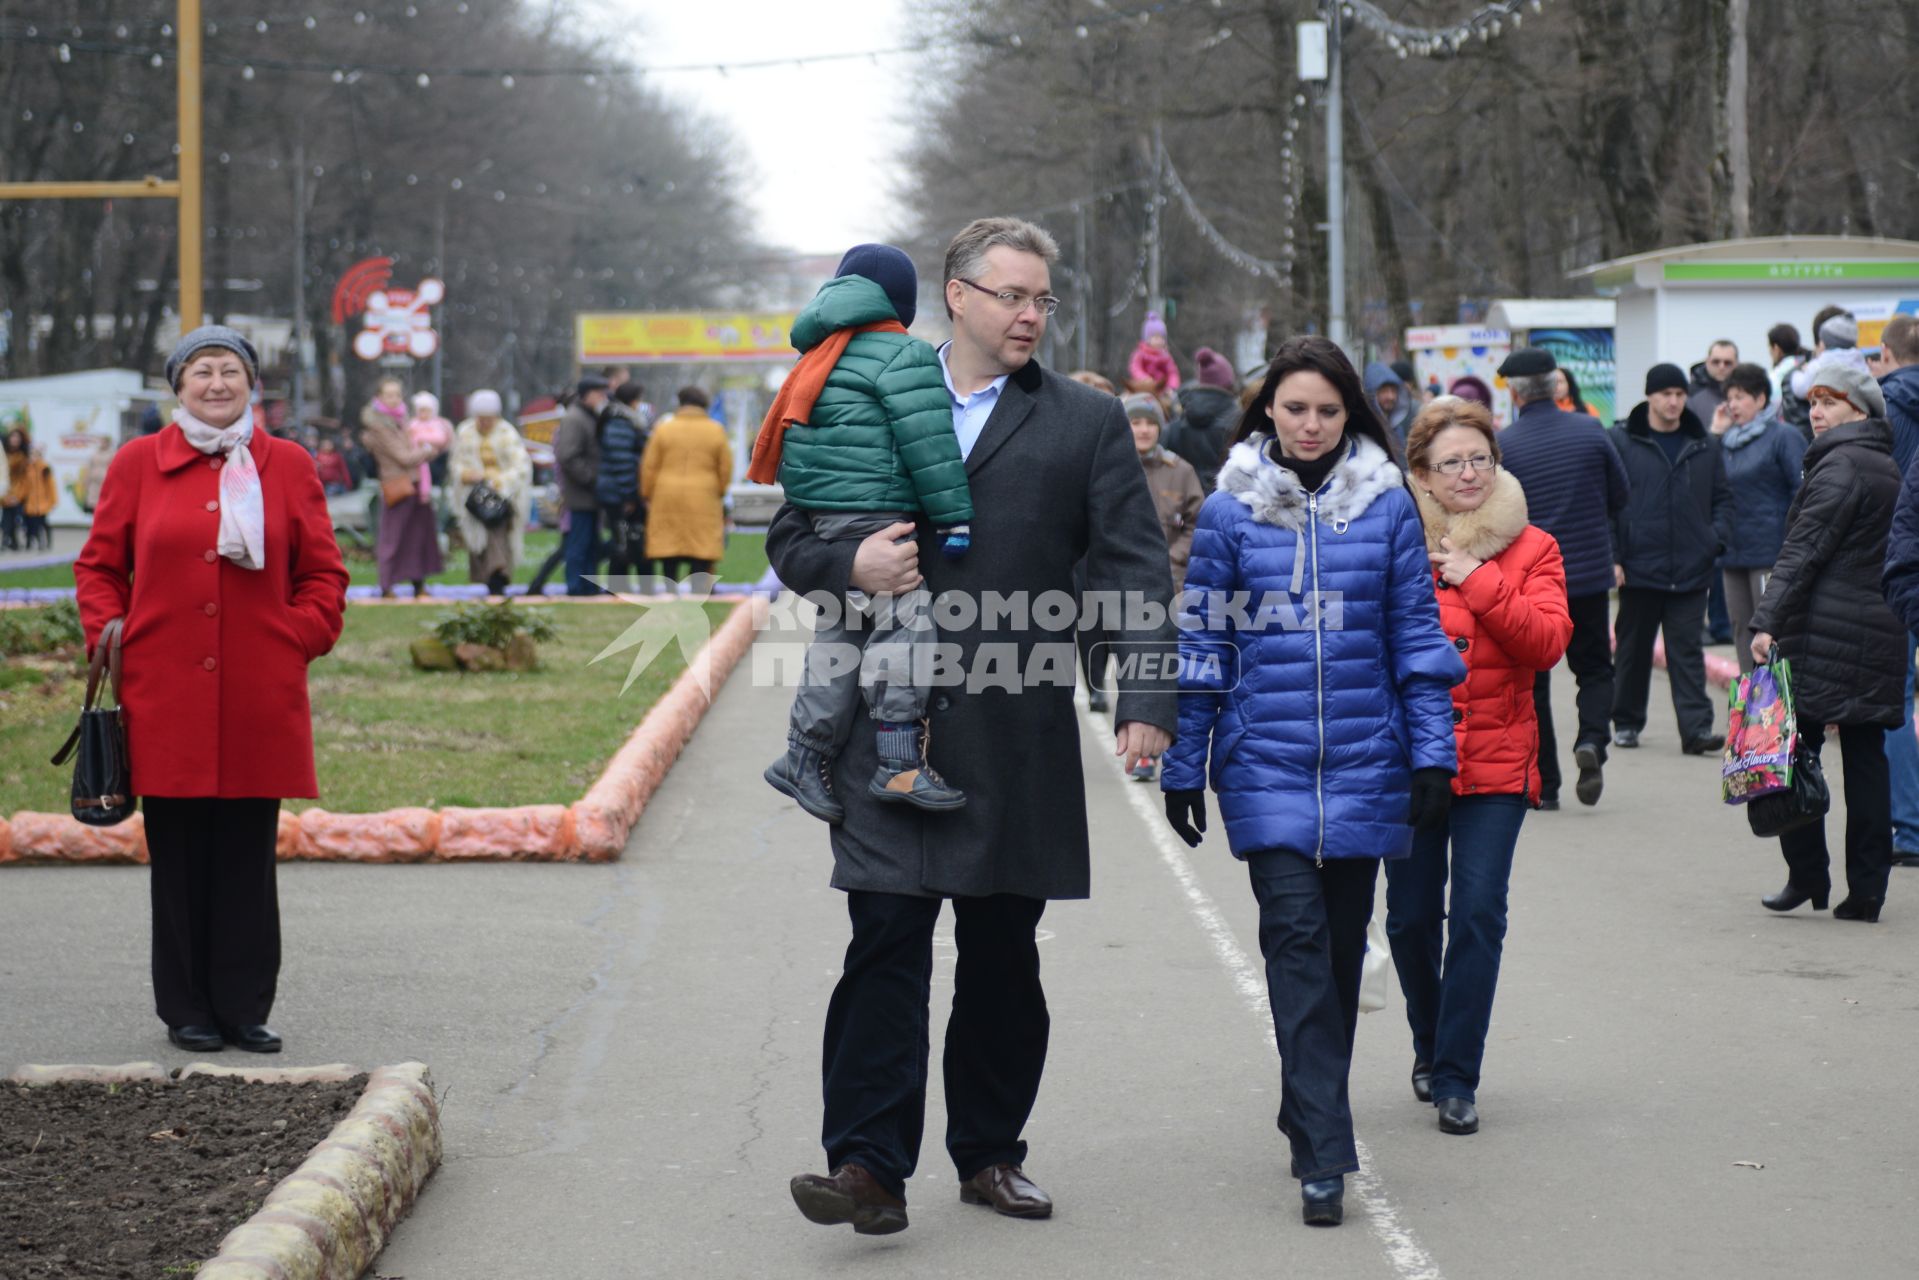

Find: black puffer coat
1609;405;1731;593
1750;417;1906;728
1166;384;1238;491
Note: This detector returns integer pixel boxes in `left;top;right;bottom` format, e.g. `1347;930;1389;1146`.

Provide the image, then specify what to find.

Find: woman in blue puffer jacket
1162;335;1465;1228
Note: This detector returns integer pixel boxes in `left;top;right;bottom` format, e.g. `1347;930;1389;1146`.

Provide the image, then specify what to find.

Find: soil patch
0;1074;367;1279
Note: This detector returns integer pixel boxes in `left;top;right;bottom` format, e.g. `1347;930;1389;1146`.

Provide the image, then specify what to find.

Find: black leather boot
764;742;845;824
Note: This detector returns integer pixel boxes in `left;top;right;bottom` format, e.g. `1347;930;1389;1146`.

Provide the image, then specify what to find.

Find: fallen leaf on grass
1732;1161;1765;1170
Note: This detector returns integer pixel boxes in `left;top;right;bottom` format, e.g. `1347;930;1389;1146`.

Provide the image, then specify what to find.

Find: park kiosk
1569;236;1919;412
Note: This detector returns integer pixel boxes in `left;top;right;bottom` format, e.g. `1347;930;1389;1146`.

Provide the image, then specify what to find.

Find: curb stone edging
5;1060;442;1280
2;594;768;865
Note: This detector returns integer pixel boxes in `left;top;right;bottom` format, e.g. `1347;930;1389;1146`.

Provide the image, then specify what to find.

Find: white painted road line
1093;710;1445;1280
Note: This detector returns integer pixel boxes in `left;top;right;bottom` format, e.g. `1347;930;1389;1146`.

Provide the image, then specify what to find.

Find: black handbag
1747;735;1830;838
464;480;513;529
50;617;136;827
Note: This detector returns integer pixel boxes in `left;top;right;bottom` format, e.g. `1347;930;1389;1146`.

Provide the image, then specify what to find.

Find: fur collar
1413;467;1529;559
1216;433;1403;531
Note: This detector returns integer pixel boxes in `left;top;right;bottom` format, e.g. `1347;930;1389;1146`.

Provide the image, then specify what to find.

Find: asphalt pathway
4;641;1918;1277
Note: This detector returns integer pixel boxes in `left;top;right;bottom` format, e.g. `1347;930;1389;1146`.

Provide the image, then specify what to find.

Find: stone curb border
7;1060;440;1280
2;594;768;866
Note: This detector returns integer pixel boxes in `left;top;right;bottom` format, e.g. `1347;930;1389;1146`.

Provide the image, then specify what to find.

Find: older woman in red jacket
74;326;348;1055
1385;398;1572;1136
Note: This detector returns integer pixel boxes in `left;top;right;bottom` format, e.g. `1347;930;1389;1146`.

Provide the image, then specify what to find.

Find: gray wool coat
767;357;1180;900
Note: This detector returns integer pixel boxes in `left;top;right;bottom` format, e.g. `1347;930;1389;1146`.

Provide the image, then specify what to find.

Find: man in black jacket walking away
1609;363;1732;755
1494;348;1630;807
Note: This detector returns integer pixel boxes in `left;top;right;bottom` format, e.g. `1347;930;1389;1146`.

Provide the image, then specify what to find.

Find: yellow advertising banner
576;311;798;364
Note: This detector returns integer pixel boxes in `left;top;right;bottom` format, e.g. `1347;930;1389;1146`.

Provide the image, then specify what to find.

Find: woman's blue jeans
1383;794;1527;1104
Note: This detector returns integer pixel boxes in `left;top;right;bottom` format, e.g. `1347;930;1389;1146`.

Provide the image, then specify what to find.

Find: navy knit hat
835;243;918;328
1645;362;1689;395
165;324;259;391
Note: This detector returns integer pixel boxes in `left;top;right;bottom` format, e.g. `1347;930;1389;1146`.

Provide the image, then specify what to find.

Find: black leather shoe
1612;728;1640;749
167;1025;223;1052
1301;1176;1344;1226
1761;883;1829;913
959;1163;1053;1218
222;1024;282;1054
1892;851;1919;868
1682;735;1726;755
1832;897;1884;922
1437;1097;1480;1135
790;1164;908;1235
1411;1061;1433;1103
1574;743;1604;805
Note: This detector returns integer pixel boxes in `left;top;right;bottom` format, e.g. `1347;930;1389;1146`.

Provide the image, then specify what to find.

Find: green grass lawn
0;599;738;816
0;529;769;591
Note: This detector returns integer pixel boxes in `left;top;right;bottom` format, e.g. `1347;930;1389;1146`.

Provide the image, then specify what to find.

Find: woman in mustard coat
642;386;732;580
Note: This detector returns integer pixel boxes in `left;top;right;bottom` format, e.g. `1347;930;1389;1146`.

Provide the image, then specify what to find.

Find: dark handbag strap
51;618;123;766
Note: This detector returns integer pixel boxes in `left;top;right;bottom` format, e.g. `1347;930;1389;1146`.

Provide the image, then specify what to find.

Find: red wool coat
1417;471;1573;803
73;424;349;799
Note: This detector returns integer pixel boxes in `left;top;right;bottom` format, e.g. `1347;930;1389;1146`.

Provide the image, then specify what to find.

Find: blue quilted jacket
1161;433;1465;862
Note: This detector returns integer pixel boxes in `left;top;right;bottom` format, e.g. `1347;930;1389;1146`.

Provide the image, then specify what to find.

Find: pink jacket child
407;393;453;498
1128;311;1181;393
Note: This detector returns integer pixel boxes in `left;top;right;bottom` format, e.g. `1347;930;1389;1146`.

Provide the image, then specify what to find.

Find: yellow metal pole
0;179;182;200
176;0;203;330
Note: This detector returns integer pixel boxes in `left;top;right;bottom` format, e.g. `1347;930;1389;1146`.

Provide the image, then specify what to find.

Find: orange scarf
747;319;907;485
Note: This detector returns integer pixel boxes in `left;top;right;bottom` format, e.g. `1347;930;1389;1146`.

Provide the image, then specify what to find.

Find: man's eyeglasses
1430;454;1497;477
955;278;1061;317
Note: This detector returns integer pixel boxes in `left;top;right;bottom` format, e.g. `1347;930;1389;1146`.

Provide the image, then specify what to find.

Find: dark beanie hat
1645;362;1688;395
836;243;918;329
1194;347;1236;388
1390;359;1417;385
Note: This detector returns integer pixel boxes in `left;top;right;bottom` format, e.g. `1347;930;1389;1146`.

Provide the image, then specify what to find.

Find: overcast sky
621;0;914;255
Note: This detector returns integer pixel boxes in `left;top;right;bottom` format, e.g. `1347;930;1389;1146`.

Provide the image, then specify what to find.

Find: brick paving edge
2;595;768;865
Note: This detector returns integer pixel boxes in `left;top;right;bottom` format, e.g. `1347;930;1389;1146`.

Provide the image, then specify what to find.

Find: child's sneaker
1129;756;1158;782
869;721;966;811
765;742;846;823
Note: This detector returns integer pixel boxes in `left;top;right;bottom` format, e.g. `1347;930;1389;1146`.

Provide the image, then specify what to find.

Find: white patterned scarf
174;407;265;570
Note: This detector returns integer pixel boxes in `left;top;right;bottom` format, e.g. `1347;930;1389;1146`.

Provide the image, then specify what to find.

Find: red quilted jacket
1418;471;1574;803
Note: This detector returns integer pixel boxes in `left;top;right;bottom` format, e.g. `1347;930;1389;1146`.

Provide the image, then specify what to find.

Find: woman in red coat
74;326;348;1055
1384;398;1572;1136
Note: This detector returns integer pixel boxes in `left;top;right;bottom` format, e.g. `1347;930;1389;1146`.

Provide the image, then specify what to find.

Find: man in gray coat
550;375;607;595
775;217;1178;1235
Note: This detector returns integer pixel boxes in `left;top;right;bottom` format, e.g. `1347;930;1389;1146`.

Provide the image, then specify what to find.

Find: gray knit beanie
1121;393;1166;428
1808;359;1886;419
165;325;260;391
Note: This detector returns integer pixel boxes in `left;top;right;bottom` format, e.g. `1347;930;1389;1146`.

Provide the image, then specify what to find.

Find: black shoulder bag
50;617;136;826
464;481;514;529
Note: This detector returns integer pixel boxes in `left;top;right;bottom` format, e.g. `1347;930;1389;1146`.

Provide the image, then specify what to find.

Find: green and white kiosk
1569;235;1919;407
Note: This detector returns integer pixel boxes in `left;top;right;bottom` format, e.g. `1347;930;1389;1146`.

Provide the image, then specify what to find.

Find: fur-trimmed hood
1216;433;1403;531
1413;466;1529;561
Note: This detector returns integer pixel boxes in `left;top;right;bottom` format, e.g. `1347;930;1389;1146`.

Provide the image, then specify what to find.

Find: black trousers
143;797;282;1030
820;890;1049;1202
1611;586;1715;742
657;557;712;582
1246;850;1377;1183
1535;590;1616;798
1780;724;1893;904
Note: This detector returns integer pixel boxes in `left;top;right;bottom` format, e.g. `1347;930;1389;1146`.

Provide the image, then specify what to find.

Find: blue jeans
1383;794;1527;1104
560;507;602;596
1884;631;1919;853
1245;850;1378;1183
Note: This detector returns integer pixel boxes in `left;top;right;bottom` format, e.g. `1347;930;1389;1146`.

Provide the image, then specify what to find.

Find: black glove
1164;789;1207;848
1406;768;1454;832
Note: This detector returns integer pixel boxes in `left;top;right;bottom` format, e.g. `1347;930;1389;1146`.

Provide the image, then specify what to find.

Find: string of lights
1338;0;1547;59
1160;151;1286;285
0;1;1185;83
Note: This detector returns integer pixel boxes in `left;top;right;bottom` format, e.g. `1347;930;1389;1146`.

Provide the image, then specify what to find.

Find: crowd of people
751;233;1919;1239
